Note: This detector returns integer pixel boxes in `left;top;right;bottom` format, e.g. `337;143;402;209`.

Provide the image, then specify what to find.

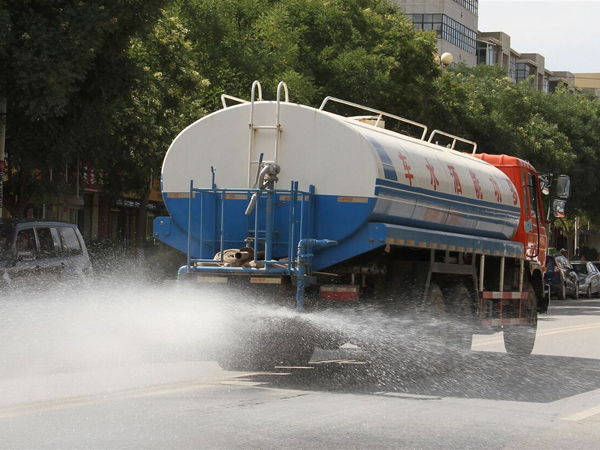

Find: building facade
393;0;479;66
395;0;595;96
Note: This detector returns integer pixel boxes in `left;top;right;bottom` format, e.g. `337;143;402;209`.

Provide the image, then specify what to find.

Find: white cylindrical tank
161;101;521;245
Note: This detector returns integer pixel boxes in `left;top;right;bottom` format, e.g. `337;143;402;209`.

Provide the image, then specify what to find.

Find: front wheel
557;282;566;300
572;283;580;300
503;283;537;357
586;285;592;299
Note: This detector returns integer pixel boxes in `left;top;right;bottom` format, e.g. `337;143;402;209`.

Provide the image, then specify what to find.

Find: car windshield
572;263;588;274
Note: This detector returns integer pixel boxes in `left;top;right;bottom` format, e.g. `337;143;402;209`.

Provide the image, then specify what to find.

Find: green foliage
101;7;209;199
3;0;600;232
0;0;166;217
430;64;575;175
535;87;600;219
179;0;439;118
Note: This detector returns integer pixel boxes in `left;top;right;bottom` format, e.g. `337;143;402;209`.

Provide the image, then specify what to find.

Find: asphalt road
2;285;600;449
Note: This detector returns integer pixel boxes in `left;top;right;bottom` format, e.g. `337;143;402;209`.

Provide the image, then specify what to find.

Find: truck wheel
503;283;537;357
216;317;315;371
216;341;315;371
418;283;455;370
444;283;475;353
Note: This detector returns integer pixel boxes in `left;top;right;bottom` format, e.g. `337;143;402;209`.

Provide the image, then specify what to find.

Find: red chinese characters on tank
397;151;414;186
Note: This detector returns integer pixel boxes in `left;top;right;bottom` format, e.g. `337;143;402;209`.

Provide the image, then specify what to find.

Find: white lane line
472;322;600;347
563;404;600;421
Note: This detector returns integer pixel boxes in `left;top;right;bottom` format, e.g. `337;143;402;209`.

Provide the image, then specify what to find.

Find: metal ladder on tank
219;81;292;267
221;80;290;187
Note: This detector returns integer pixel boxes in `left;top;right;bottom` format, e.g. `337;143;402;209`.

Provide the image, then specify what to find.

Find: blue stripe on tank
366;136;398;181
375;178;521;213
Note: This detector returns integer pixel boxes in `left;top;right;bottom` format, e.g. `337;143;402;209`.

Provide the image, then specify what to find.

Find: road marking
472;322;600;347
0;376;244;420
373;392;441;401
563;404;600;421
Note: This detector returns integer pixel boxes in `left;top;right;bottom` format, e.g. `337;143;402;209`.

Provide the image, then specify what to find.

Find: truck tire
216;341;315;371
216;317;315;371
443;282;475;353
417;282;456;371
503;283;537;357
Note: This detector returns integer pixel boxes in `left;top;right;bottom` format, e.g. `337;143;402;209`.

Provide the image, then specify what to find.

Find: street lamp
440;52;454;69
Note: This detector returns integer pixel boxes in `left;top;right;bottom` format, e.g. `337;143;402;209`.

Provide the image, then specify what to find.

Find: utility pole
0;98;6;218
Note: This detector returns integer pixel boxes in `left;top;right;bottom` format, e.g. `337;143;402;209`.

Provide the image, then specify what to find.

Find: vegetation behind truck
154;81;570;370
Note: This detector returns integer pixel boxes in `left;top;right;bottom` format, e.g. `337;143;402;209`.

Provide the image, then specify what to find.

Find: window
59;227;83;256
509;56;517;81
527;173;538;218
0;225;12;253
516;63;535;85
477;42;498;65
452;0;478;15
408;14;476;55
521;172;530;217
16;228;36;255
36;227;61;259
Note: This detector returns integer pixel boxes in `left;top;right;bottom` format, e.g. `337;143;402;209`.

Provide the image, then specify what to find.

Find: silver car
571;261;600;299
0;219;92;288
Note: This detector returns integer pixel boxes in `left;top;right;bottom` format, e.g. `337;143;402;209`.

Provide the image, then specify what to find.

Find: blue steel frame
183;180;317;277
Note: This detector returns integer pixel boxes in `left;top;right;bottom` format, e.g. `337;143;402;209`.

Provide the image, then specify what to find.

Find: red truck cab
473;154;547;268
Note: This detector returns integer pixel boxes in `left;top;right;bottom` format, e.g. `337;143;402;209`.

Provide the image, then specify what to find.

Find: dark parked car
572;261;600;298
545;254;579;300
0;219;91;288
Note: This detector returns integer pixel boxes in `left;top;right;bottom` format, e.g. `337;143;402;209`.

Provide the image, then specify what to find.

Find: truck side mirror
556;175;570;199
553;199;567;218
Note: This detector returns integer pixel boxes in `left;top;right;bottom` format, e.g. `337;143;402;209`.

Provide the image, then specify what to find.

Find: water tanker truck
154;81;570;370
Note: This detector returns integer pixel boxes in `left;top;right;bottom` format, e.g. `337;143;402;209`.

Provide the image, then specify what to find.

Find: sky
477;0;600;73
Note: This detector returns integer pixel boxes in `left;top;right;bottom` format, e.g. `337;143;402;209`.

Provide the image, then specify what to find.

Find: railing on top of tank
427;129;478;153
319;96;429;141
184;180;314;275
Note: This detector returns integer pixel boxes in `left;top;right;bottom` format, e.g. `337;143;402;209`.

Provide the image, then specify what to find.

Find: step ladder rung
251;125;280;130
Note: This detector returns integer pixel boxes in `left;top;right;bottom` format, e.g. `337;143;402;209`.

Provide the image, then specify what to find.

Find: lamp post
440;52;454;70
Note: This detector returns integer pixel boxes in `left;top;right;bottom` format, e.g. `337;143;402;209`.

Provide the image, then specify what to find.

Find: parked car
545;254;579;300
571;261;600;298
0;219;92;288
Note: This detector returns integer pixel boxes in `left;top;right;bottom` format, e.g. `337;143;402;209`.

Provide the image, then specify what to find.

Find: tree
430;64;575;176
0;0;166;217
535;87;600;220
102;7;209;253
179;0;440;120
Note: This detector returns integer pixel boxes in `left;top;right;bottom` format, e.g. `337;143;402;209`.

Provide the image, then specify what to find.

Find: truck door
521;170;546;262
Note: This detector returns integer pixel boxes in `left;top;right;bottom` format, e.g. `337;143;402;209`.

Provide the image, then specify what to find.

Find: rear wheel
503;283;537;357
216;317;315;371
443;282;475;353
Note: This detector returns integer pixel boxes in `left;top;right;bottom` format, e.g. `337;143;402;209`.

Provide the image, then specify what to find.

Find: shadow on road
241;351;600;404
548;298;600;316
